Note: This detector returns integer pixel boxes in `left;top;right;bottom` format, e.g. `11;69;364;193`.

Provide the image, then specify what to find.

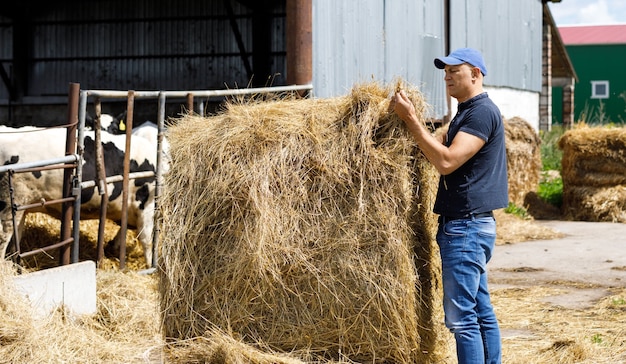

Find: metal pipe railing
0;155;79;173
84;84;312;99
4;83;313;271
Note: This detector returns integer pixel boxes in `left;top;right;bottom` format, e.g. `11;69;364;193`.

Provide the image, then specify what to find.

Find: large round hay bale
504;116;542;207
558;125;626;222
158;82;447;363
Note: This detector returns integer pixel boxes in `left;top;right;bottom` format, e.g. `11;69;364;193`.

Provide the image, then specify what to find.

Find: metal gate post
61;82;80;265
94;99;109;267
152;91;167;268
118;90;135;269
7;170;21;266
73;89;88;264
186;93;194;114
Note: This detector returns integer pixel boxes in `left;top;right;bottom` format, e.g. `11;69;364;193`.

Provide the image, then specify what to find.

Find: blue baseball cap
434;48;488;76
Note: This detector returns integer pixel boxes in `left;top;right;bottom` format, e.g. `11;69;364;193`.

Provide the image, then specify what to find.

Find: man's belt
440;211;493;222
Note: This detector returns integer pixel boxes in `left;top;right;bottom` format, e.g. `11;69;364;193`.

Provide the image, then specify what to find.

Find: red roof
558;25;626;45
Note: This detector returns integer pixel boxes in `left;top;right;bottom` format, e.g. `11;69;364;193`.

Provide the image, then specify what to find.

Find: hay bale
504;117;542;207
158;82;446;363
559;125;626;222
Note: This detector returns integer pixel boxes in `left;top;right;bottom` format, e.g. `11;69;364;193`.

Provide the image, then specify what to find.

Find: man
392;47;508;364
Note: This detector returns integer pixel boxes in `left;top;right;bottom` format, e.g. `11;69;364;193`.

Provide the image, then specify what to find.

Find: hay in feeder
504;116;542;207
558;125;626;222
16;213;147;271
158;82;446;363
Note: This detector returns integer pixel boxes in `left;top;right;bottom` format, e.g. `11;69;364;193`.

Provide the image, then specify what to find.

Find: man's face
443;63;478;101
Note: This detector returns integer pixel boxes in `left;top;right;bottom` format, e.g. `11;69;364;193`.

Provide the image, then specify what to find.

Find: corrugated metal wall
449;0;542;92
8;0;287;98
0;15;11;101
312;0;543;118
312;0;447;117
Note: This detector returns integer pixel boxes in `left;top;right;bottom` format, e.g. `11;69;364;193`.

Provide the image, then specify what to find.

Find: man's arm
392;90;485;175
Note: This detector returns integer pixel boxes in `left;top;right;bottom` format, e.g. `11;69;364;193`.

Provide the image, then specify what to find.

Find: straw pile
0;260;161;363
504;116;542;207
558;125;626;222
158;82;446;363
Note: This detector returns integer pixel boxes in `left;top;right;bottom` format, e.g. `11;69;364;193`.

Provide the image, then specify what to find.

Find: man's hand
392;90;416;123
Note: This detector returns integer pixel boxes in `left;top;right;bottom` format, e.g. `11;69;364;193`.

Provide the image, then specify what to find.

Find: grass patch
504;202;530;220
540;125;564;172
611;297;626;306
538;174;563;208
592;333;604;345
538;125;564;208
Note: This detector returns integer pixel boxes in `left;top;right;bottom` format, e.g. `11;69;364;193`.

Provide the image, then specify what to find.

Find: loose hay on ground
158;82;448;363
0;260;160;363
4;255;624;363
494;209;563;245
559;125;626;222
492;285;626;364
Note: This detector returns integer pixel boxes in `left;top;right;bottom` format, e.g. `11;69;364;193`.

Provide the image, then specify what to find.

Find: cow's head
85;112;127;134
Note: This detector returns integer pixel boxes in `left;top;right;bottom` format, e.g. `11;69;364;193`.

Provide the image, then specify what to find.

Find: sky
548;0;626;26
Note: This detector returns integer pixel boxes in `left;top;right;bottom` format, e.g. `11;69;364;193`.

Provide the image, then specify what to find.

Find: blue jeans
436;215;501;364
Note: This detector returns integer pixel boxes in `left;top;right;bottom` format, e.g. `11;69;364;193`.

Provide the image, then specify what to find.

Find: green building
554;25;626;125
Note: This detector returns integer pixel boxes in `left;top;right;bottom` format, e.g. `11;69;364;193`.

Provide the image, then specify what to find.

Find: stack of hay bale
559;125;626;222
504;117;542;207
158;82;448;363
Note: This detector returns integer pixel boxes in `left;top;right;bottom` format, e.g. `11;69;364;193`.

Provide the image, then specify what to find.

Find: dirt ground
487;219;626;363
490;219;626;305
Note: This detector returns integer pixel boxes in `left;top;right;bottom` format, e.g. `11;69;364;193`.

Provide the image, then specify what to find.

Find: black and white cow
88;114;170;159
85;113;126;134
0;125;163;266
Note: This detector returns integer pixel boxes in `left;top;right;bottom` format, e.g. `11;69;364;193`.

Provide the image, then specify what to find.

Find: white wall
449;87;540;131
486;87;540;131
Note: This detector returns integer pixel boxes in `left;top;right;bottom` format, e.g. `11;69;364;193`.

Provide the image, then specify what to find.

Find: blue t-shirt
433;92;509;217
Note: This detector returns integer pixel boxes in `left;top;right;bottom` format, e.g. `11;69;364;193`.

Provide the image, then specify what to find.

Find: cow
0;125;163;267
85;113;126;134
128;121;170;159
90;116;171;171
89;114;169;153
87;114;170;159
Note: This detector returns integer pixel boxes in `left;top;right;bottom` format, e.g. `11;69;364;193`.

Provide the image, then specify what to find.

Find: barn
0;2;579;362
553;24;626;125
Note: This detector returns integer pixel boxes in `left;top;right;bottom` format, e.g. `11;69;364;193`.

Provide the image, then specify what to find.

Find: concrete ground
488;220;626;309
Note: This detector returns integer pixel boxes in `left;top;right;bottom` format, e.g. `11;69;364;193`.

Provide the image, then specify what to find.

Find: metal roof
559;24;626;45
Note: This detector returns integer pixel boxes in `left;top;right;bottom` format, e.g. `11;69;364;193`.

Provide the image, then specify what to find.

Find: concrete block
12;260;97;318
